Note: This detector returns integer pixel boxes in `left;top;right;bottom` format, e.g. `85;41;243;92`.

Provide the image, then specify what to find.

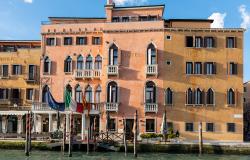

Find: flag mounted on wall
65;87;84;113
45;90;65;111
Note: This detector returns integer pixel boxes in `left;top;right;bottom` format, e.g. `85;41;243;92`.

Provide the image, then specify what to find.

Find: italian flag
65;88;84;113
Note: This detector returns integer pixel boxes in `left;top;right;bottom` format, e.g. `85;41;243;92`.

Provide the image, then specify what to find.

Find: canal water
0;150;249;160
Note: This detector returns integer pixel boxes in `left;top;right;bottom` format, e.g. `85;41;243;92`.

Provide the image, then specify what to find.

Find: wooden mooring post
68;113;73;157
25;111;30;156
87;127;90;155
123;118;127;157
62;115;66;152
134;110;138;158
199;122;203;155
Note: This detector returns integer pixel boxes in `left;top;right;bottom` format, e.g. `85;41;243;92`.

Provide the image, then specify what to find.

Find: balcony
105;103;119;112
74;70;101;79
146;65;158;76
107;65;118;76
0;75;9;79
145;103;158;113
0;99;11;105
32;102;52;111
89;103;101;115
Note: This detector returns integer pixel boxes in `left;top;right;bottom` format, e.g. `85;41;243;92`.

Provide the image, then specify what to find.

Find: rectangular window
194;62;202;74
92;37;102;45
28;65;35;80
76;37;87;45
148;16;157;21
2;65;9;77
195;37;203;48
226;37;236;48
244;87;247;93
112;17;120;22
186;36;193;47
12;65;21;75
0;89;9;100
227;123;235;132
108;119;116;132
185;123;194;132
229;62;238;75
146;119;155;132
206;123;214;132
64;37;73;45
26;89;33;101
139;16;148;21
167;122;173;129
186;62;193;74
204;37;215;48
205;62;216;75
122;17;130;22
46;38;55;46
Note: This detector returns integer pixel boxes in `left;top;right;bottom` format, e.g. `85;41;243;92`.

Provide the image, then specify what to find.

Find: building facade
32;1;244;142
0;40;41;134
244;81;250;141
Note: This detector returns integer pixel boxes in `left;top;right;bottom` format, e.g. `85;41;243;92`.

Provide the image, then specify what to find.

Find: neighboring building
0;40;41;134
34;1;244;142
244;81;250;141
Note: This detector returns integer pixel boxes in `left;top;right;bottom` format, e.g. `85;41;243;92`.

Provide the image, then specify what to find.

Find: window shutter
234;37;237;48
118;50;122;66
235;89;238;106
19;89;23;105
235;63;238;75
226;37;228;48
20;65;24;75
213;62;217;74
56;38;61;46
201;37;204;47
0;65;2;77
49;61;52;75
92;37;94;45
212;37;216;48
204;37;207;48
204;62;207;75
227;62;229;75
202;90;206;105
117;86;120;103
72;60;75;72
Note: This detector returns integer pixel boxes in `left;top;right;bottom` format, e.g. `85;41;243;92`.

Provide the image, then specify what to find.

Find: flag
64;88;71;108
161;111;168;135
70;98;84;113
82;93;87;111
45;90;65;111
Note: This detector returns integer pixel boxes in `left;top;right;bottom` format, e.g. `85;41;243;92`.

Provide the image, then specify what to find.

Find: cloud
239;5;250;29
24;0;33;4
208;12;226;28
113;0;147;5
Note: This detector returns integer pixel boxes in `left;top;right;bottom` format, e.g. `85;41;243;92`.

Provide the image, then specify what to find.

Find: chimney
107;0;114;5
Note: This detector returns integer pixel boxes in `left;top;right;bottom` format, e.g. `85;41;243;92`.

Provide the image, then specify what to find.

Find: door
90;116;100;138
126;119;134;140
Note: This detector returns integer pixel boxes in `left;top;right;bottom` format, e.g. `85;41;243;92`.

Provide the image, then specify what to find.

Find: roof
0;40;40;42
112;4;165;9
48;17;106;20
166;19;214;23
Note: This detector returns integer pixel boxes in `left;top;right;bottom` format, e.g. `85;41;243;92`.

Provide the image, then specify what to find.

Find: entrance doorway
90;115;100;138
126;119;134;140
7;116;17;133
43;118;49;133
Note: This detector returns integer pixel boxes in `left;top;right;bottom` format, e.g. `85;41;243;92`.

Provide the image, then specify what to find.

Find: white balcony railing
107;65;119;76
89;103;101;115
105;103;119;112
0;99;11;105
74;70;101;79
145;103;158;113
146;65;158;76
32;102;52;111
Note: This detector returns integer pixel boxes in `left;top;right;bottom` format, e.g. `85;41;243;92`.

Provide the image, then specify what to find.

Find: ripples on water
0;150;249;160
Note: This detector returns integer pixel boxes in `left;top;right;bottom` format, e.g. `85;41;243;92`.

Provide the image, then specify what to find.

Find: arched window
66;84;72;94
145;81;156;103
75;85;82;103
64;56;72;72
77;55;84;70
95;85;102;103
85;85;92;103
147;43;156;65
186;88;193;104
85;55;93;70
43;56;51;74
109;44;118;66
95;55;102;70
207;88;214;105
42;85;49;103
227;88;235;105
165;88;173;105
107;81;118;103
195;88;203;105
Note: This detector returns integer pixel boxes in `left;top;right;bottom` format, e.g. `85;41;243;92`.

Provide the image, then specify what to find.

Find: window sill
65;72;73;75
165;104;173;107
206;104;215;107
226;104;236;107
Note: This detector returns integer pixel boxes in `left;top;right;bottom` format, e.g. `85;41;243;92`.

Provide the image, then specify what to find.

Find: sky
0;0;249;81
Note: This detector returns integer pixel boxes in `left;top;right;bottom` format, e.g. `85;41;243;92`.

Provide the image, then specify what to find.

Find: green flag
65;88;71;108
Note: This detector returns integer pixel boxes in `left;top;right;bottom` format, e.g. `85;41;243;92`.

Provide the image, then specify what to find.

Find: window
226;37;236;48
12;65;21;75
11;89;20;100
186;62;193;74
42;85;49;103
43;56;51;74
107;81;118;103
186;88;193;105
76;55;84;70
139;16;148;21
165;88;173;105
207;88;215;105
206;123;214;132
194;62;202;74
195;88;203;105
166;35;171;40
195;37;203;48
167;122;173;129
0;89;9;100
166;60;171;65
85;55;93;70
145;81;156;103
227;88;235;105
112;17;120;22
147;43;157;65
75;85;82;103
122;17;130;22
229;62;238;75
76;37;87;45
1;65;9;77
85;85;93;103
109;44;118;66
95;55;102;70
227;123;235;132
244;87;247;93
148;16;157;21
146;119;155;132
26;89;33;101
185;123;194;132
64;37;73;45
64;56;72;73
95;85;101;103
204;62;216;75
46;38;55;46
92;37;101;45
108;119;116;131
204;37;215;48
186;36;193;47
28;65;36;80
